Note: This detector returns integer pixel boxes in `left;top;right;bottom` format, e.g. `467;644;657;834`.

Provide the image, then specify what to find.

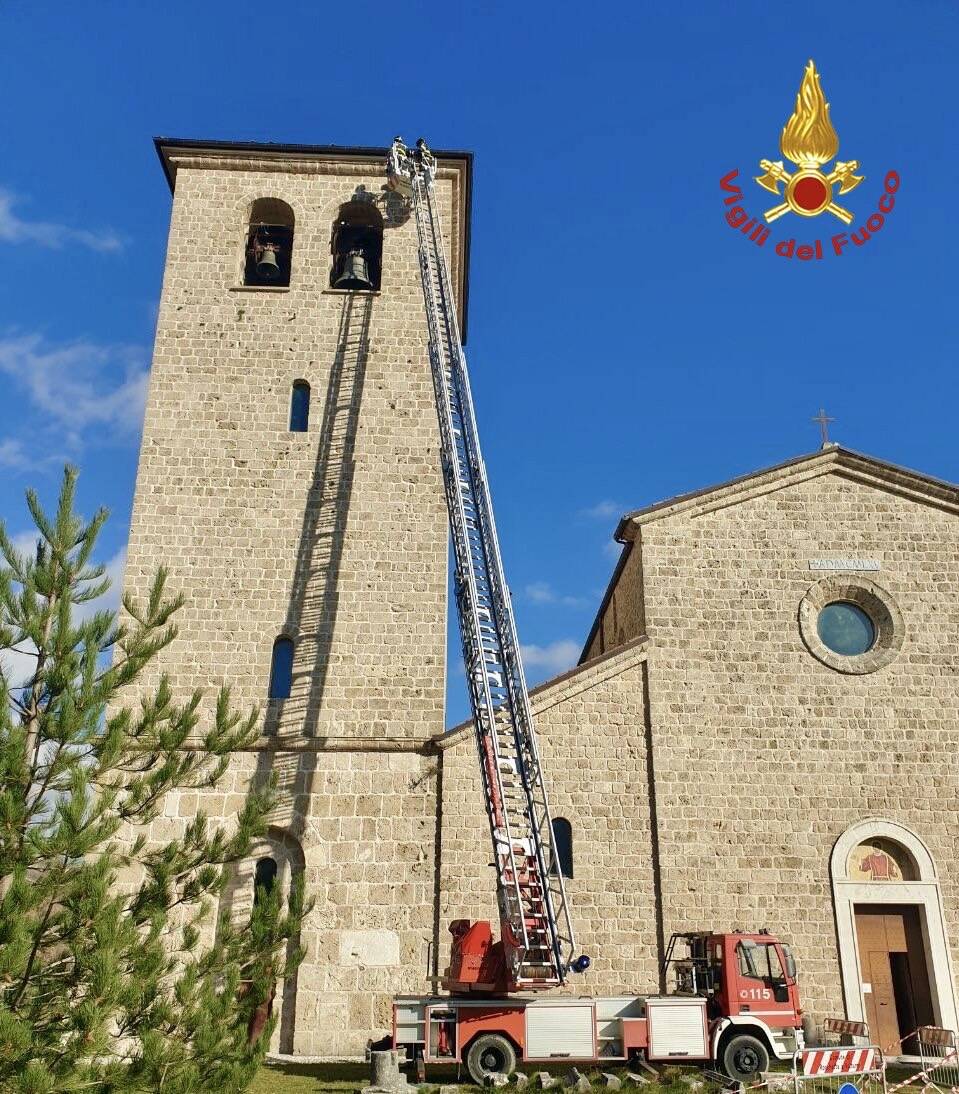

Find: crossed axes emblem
755;159;864;225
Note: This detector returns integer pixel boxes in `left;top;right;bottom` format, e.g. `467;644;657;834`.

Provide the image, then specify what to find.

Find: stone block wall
436;639;661;998
119;145;468;1054
586;544;645;660
636;464;959;1026
135;746;440;1054
125;149;466;742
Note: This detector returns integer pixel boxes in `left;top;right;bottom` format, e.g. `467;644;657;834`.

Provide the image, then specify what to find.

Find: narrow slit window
244;198;295;287
551;817;573;879
290;380;310;432
268;636;294;699
253;856;278;906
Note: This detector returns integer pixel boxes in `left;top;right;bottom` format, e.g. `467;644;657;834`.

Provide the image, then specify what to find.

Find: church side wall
437;646;661;999
640;474;959;1029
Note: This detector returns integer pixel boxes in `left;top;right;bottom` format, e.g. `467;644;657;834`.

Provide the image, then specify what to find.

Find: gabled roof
580;446;959;663
613;445;959;543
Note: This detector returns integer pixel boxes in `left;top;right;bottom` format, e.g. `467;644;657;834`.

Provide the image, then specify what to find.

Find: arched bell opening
245;198;295;287
330;200;383;291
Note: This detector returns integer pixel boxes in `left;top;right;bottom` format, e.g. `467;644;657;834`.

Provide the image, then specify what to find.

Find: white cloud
78;547;126;622
1;547;126;691
0;188;124;253
520;639;581;678
524;581;587;608
0;437;67;474
0;333;148;438
0;438;31;468
1;640;37;692
8;530;41;560
580;499;624;520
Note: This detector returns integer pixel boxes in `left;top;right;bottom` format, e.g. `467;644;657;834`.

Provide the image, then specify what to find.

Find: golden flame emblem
781;60;838;167
755;60;864;224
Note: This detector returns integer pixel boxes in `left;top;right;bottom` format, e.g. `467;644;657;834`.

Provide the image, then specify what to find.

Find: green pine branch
0;467;308;1093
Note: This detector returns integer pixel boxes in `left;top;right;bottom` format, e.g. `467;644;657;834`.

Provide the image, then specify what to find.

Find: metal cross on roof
813;407;836;447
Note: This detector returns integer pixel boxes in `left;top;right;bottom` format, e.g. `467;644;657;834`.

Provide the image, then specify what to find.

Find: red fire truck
393;929;803;1083
385;138;805;1085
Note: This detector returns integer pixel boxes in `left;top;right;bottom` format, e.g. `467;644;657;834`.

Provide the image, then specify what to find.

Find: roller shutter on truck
394;999;425;1046
526;1003;595;1058
646;997;709;1059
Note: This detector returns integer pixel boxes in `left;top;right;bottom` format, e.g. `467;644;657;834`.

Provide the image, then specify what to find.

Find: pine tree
0;468;305;1093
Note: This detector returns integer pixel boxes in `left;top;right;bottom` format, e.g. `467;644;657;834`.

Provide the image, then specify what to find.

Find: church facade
126;139;959;1057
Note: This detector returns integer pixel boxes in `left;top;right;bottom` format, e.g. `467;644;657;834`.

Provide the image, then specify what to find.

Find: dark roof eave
579;538;631;665
153;136;474;341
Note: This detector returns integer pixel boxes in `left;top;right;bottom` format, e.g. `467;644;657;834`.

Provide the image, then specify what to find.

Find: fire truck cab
663;930;803;1076
393;931;803;1085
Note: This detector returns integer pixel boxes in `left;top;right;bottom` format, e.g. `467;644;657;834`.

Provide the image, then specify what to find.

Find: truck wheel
466;1034;517;1085
722;1034;769;1081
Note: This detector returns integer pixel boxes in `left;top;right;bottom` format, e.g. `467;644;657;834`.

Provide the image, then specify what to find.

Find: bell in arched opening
330;198;383;291
243;200;294;288
246;224;290;285
333;248;373;290
255;240;281;280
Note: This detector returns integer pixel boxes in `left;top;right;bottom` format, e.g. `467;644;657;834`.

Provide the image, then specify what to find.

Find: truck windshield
737;940;786;982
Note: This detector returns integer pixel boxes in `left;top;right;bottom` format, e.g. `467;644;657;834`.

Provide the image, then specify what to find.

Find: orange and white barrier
823;1019;870;1041
802;1049;877;1076
885;1046;959;1094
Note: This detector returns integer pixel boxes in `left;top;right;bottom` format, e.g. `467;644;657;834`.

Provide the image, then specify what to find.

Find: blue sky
1;1;957;725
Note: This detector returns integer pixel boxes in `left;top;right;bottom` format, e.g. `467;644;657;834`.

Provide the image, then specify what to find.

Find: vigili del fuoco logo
720;60;899;259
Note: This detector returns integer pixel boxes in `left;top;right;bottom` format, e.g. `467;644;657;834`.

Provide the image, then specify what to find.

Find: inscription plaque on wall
808;558;881;572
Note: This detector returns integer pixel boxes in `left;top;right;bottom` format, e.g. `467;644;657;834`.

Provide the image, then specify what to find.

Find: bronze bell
334;249;372;290
256;243;281;279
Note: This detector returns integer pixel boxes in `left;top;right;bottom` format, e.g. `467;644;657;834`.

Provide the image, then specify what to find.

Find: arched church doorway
831;820;958;1054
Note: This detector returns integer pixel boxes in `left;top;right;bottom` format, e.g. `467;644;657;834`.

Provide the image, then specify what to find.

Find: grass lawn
249;1062;729;1094
250;1061;470;1094
250;1060;916;1094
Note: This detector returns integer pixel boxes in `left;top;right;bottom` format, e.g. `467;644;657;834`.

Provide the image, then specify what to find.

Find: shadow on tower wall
251;291;373;1051
263;291;373;740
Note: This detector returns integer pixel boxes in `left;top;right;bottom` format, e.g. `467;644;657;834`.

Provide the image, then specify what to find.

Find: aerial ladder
387;138;587;994
384;140;806;1086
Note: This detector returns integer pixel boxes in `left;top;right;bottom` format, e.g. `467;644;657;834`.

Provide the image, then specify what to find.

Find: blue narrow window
551;817;573;879
290;380;310;432
253;856;278;907
268;636;294;699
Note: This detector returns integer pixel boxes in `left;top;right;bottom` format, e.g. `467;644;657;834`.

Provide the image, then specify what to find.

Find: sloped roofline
613;445;959;542
153;136;473;341
580;446;959;663
437;634;648;750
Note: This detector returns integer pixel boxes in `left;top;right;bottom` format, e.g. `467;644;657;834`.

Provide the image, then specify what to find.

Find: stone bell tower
124;138;472;1054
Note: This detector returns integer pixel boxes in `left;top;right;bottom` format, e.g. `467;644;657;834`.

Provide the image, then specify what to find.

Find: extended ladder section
387;138;576;990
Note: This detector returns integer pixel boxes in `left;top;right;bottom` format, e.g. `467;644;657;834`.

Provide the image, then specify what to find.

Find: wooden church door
855;906;933;1054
